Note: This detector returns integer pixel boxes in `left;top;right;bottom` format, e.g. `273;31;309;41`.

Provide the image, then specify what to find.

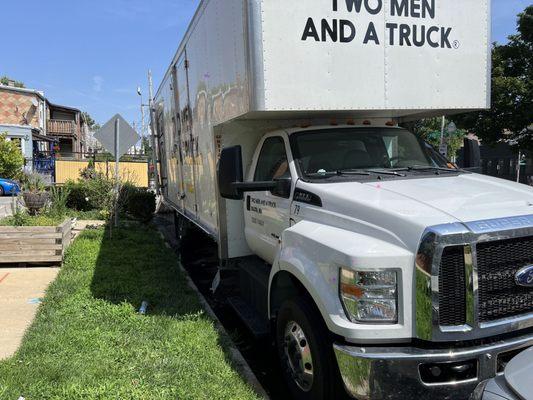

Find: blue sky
1;0;530;128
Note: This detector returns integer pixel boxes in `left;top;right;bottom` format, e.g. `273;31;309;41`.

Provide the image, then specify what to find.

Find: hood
0;178;16;184
297;173;533;252
369;173;533;222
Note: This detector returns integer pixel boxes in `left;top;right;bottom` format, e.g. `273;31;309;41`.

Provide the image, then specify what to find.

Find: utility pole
141;99;146;139
114;118;120;227
517;150;522;183
132;121;137;155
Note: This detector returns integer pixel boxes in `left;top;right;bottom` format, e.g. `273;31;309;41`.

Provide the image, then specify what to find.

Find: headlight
340;268;398;323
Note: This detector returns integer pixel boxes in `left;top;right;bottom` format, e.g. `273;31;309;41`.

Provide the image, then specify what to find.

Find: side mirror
462;138;481;171
218;145;244;200
217;146;278;200
271;176;292;198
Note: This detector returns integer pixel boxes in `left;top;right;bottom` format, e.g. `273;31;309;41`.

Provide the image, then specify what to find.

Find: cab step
227;296;270;338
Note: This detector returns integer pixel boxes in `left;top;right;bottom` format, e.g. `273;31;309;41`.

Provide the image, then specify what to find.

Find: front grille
477;236;533;322
439;246;466;326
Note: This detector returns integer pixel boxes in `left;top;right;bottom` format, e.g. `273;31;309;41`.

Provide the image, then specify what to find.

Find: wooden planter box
0;219;72;264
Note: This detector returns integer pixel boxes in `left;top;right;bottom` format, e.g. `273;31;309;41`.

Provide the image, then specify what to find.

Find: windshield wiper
305;169;371;179
336;169;371;176
407;165;461;173
365;169;407;177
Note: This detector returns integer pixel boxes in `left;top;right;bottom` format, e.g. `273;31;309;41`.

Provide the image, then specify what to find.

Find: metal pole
517;150;522;183
141;98;145;140
440;116;446;146
148;69;160;194
114;118;120;227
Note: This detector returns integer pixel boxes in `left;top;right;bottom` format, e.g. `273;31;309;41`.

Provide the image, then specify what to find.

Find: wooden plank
0;255;62;263
2;250;59;257
0;219;70;264
57;219;71;232
0;238;58;245
0;226;57;233
0;244;62;251
63;226;72;244
0;233;62;240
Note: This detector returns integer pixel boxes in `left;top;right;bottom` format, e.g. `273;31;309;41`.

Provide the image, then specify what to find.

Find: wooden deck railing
47;119;78;136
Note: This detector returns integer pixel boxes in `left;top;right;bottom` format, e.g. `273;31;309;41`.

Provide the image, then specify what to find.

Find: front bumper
333;333;533;400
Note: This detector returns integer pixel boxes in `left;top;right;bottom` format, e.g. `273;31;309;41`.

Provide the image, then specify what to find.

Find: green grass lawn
0;226;259;400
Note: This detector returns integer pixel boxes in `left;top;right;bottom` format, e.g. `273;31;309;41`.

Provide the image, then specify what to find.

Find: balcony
47;119;79;137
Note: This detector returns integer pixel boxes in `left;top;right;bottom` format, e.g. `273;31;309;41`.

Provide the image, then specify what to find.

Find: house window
10;138;22;152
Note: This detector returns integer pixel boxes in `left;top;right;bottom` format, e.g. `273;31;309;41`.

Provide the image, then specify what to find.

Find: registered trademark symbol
453;40;460;49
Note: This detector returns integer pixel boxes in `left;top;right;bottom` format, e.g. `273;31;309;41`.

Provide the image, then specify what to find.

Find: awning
32;132;58;142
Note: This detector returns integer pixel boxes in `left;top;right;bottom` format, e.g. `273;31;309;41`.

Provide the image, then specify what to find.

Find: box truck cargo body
154;1;533;399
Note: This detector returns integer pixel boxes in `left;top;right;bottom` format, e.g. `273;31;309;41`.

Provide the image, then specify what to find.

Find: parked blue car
0;178;21;196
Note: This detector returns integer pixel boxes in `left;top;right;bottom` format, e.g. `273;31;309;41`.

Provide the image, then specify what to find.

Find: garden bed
0;218;72;264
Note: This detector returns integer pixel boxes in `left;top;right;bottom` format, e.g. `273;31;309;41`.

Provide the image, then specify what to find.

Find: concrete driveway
0;196;14;218
0;267;59;359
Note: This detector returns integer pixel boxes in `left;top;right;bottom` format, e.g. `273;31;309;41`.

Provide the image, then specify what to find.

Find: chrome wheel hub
283;321;314;392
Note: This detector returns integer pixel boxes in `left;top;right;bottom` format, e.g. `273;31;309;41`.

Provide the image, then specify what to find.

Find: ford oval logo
515;265;533;287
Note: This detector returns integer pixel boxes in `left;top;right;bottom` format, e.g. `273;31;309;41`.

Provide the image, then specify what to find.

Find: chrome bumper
334;333;533;400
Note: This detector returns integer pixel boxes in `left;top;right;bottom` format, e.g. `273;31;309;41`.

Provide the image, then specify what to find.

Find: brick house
0;83;90;171
0;85;48;170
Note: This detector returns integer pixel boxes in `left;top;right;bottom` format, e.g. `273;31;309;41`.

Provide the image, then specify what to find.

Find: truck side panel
156;0;250;238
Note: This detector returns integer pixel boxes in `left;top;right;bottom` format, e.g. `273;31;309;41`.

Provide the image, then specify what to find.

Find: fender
270;220;416;343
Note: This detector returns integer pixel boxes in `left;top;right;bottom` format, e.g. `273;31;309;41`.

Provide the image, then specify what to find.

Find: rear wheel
0;186;4;196
276;297;345;400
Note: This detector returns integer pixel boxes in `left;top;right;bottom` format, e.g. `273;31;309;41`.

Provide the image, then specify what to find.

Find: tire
276;297;345;400
0;186;4;196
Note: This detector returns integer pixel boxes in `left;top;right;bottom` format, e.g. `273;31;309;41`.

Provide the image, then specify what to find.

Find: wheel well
270;270;341;343
270;271;315;319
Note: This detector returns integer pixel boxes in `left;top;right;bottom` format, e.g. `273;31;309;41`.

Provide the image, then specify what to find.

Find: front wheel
276;297;345;400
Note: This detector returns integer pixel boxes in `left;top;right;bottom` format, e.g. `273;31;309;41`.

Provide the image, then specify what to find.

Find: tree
0;76;25;88
0;133;25;179
453;6;533;150
407;117;466;160
141;136;153;157
82;112;101;132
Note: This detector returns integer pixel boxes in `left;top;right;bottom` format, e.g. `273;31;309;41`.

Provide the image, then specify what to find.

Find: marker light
340;269;398;323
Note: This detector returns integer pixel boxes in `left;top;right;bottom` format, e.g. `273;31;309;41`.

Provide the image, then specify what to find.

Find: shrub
126;190;156;222
84;174;115;211
65;181;91;211
0;133;24;179
47;186;71;218
20;172;46;193
118;182;137;211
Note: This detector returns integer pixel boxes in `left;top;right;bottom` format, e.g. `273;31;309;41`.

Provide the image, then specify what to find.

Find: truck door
244;135;293;265
175;51;197;218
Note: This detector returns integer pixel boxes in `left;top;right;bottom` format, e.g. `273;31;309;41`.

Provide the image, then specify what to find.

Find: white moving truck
153;1;533;398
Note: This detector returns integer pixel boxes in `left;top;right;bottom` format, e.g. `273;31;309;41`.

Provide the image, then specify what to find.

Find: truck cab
218;124;533;399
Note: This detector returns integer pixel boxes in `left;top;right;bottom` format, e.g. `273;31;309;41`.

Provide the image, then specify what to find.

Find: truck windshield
291;128;453;180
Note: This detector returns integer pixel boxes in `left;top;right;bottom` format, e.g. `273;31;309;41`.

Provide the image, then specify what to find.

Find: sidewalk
0;197;13;219
0;267;59;359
